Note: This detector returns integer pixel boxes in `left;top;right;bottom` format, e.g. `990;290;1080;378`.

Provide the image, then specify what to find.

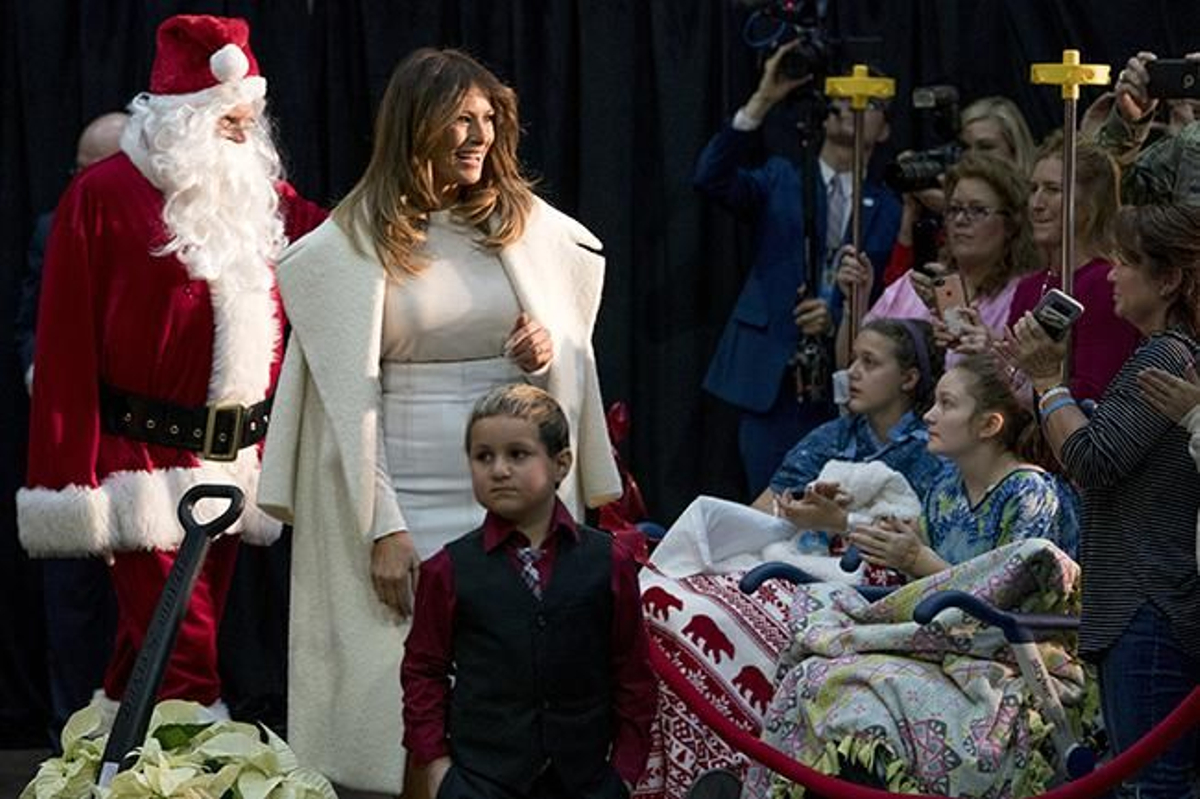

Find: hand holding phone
933;273;969;335
1032;288;1085;341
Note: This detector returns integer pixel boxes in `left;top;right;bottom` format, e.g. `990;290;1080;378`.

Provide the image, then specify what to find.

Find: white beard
154;125;286;289
122;94;288;405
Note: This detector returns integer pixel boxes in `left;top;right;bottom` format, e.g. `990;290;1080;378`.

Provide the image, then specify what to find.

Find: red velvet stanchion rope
650;641;1200;799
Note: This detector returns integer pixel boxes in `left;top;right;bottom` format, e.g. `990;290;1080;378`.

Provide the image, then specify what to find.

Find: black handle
739;561;896;602
913;590;1031;643
99;484;245;785
177;483;245;539
738;562;818;594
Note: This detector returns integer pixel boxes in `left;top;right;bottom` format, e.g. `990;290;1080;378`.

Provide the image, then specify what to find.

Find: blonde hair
332;48;534;280
466;384;570;456
961;96;1036;176
1034;130;1121;256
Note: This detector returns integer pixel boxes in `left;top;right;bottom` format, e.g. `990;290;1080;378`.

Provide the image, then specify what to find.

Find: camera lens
883;142;962;194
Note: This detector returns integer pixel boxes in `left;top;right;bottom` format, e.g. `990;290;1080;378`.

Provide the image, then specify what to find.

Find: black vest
446;525;614;792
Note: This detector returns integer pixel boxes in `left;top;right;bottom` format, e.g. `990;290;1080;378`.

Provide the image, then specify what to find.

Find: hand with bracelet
1005;311;1087;460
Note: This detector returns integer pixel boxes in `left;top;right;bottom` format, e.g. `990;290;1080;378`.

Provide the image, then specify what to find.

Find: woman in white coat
258;48;621;797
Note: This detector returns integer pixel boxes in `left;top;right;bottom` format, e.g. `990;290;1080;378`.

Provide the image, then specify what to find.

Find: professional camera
884;84;963;194
741;0;835;83
884;141;963;194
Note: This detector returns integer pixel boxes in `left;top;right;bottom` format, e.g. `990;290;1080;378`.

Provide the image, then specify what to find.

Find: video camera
740;0;835;86
884;84;963;194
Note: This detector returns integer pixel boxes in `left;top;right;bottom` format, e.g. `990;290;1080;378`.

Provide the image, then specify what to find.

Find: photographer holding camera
1090;51;1200;206
694;39;901;496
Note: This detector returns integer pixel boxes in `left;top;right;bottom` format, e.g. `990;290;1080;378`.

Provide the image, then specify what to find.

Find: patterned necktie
516;546;543;600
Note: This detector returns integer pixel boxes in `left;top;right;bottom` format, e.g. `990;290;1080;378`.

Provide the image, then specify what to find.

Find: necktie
516;546;543;600
826;174;847;257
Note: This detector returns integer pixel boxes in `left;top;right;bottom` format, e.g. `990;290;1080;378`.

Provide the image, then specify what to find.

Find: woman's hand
834;246;874;301
506;312;554;373
931;317;959;352
908;263;947;313
949;306;991;355
848;517;925;574
371;530;420;618
1139;363;1200;423
775;481;849;532
427;756;452;798
1009;312;1068;392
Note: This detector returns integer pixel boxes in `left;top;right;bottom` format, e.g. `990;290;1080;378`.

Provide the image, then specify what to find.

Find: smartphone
1146;59;1200;99
1032;288;1085;341
933;273;968;315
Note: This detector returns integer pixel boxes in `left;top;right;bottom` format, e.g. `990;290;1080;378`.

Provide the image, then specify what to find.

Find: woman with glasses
837;154;1039;368
881;96;1037;287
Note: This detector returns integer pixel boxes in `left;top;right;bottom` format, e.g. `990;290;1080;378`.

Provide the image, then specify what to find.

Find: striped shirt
1061;331;1200;661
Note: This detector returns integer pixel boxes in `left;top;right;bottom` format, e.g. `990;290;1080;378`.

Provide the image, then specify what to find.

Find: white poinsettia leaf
176;762;241;797
237;769;283;799
284;767;339;799
194;730;274;764
60;705;106;754
147;700;212;732
260;726;299;773
105;768;152;798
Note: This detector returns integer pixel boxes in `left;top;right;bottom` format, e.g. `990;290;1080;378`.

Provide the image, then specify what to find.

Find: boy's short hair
465;383;571;456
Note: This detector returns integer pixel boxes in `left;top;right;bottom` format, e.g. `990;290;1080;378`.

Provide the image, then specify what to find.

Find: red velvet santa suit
17;145;325;704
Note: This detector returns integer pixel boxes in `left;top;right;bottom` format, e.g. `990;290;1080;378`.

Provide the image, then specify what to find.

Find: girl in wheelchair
848;352;1078;578
743;354;1083;798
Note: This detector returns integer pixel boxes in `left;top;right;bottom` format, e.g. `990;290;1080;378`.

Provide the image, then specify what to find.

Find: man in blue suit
695;43;902;496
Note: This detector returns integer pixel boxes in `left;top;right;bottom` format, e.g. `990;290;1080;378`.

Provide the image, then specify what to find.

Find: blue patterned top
924;465;1080;564
769;412;946;501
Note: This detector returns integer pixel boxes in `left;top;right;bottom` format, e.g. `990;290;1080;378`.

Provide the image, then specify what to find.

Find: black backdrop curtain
2;0;1199;741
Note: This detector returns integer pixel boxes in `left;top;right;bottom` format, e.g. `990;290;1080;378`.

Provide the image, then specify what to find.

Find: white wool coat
257;199;621;792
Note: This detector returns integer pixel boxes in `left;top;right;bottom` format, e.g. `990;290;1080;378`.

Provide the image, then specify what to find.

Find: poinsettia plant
22;700;337;799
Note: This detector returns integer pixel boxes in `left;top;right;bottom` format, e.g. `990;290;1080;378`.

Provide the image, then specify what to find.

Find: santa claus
18;14;325;718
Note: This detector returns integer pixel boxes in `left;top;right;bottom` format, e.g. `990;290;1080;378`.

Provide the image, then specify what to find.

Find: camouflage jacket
1095;110;1200;205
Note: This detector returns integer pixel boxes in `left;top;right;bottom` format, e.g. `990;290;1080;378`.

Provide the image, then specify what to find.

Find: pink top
864;269;1020;366
1007;258;1141;402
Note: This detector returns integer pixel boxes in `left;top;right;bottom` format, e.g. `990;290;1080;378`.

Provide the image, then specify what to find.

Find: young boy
401;384;656;799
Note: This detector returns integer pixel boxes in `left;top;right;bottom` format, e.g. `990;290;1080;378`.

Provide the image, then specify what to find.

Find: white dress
371;211;527;557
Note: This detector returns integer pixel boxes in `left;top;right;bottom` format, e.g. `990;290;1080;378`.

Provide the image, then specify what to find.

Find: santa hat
148;14;265;103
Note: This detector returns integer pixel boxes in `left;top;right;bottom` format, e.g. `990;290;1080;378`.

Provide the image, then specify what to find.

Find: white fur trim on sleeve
17;449;280;557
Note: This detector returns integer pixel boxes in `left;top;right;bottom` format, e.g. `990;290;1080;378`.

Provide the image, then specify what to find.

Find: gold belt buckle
201;403;245;461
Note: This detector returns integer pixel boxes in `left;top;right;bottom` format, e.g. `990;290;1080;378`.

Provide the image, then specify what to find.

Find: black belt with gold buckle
98;382;272;462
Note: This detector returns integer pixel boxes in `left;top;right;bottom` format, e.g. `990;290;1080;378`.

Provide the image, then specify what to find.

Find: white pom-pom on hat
210;43;250;84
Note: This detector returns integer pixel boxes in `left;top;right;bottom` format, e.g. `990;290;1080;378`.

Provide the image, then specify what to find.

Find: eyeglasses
944;204;1006;224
